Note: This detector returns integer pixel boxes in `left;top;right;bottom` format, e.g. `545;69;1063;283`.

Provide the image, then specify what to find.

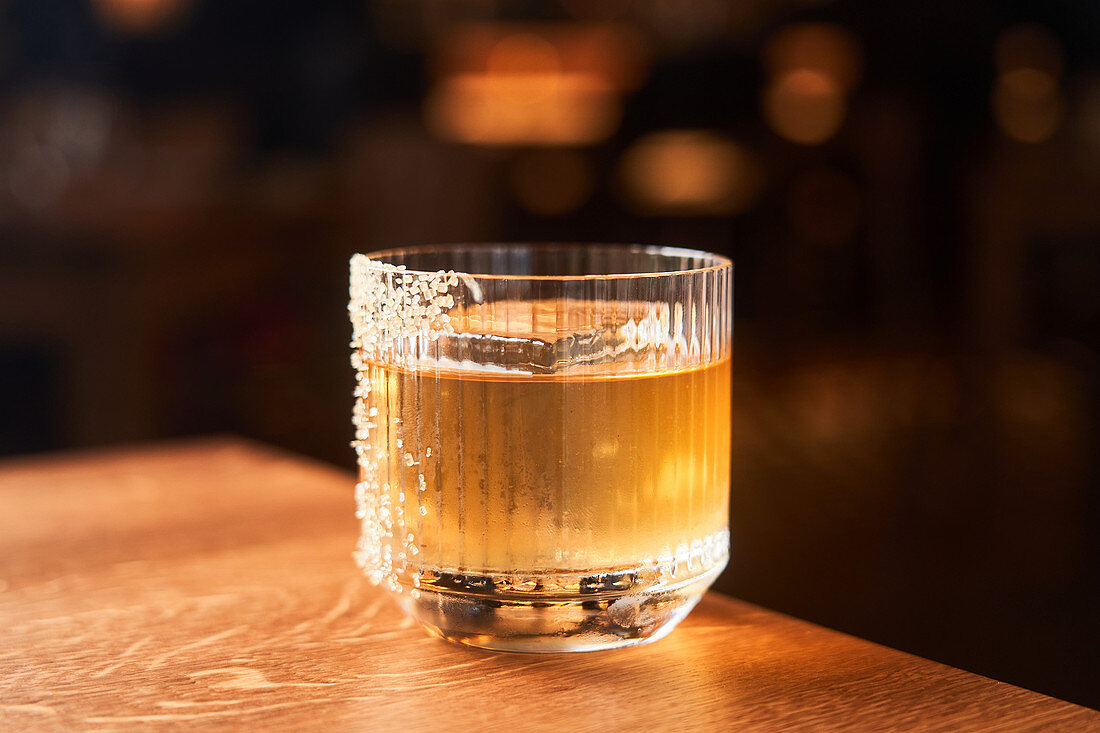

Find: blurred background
1;0;1097;707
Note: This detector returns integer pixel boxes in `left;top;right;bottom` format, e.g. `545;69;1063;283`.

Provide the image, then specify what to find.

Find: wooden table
1;439;1096;731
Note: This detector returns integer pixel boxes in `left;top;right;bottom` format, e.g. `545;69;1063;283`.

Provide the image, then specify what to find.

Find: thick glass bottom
394;559;726;653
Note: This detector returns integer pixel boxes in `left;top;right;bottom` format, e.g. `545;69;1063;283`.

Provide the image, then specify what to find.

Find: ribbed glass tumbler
348;244;732;652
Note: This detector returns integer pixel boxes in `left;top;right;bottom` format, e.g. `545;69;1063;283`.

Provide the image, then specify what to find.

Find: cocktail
349;244;731;652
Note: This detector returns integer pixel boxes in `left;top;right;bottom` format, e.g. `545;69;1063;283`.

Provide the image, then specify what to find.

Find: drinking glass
348;244;732;652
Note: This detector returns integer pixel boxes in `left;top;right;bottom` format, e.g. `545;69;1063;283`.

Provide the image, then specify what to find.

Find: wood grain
1;438;1095;732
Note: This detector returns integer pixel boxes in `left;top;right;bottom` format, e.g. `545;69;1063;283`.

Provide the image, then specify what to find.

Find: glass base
394;559;726;653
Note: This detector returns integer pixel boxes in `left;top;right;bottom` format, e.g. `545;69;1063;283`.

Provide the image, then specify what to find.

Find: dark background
1;0;1097;708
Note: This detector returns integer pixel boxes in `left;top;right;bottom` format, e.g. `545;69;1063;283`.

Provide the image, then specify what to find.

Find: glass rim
357;243;733;281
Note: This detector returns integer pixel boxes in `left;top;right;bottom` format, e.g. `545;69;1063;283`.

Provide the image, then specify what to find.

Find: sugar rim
356;243;733;281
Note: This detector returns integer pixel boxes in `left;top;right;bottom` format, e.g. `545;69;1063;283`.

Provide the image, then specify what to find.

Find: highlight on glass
348;244;732;652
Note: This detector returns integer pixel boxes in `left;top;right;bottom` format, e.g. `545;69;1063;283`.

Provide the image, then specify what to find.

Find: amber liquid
361;357;730;578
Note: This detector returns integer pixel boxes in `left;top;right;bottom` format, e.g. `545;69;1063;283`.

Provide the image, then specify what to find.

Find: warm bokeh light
91;0;190;33
486;33;561;75
509;149;594;215
995;24;1063;77
424;73;620;146
426;25;647;145
618;130;759;215
763;69;846;145
993;68;1064;143
764;23;863;93
434;24;648;92
991;25;1065;144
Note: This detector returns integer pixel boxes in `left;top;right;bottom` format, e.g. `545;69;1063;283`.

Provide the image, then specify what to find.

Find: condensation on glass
349;244;732;652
